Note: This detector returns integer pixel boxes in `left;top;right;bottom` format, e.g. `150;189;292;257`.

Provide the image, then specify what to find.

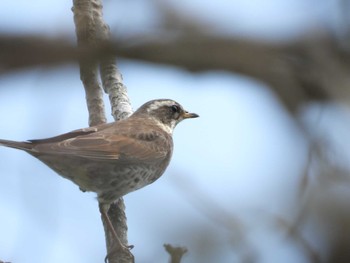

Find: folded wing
31;132;171;164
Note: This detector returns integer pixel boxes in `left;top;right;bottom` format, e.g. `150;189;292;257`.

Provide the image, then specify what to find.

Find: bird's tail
0;139;32;151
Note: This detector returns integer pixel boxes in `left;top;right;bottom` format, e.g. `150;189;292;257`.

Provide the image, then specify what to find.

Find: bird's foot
104;242;134;263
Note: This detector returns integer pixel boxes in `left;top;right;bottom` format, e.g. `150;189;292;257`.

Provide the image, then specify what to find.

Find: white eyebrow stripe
147;100;176;112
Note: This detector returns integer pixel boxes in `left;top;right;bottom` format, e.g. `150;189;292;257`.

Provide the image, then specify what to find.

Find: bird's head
133;99;199;134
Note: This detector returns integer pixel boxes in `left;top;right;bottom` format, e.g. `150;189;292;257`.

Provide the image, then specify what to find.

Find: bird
0;99;198;252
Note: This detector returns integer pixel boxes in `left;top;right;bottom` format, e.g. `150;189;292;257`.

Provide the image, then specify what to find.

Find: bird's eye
171;105;180;113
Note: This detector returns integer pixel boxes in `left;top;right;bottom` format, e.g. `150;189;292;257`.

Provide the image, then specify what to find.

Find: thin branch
100;59;132;121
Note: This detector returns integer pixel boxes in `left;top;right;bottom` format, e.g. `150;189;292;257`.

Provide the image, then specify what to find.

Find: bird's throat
150;117;175;134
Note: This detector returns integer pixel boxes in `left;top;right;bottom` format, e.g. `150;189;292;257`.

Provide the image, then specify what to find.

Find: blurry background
1;0;350;262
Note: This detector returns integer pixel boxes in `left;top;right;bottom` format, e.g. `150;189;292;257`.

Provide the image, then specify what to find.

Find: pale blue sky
0;1;346;263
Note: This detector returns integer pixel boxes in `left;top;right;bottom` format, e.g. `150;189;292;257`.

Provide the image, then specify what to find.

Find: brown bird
0;99;198;250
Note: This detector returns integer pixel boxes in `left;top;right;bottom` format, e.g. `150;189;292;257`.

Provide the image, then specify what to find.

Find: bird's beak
183;111;199;119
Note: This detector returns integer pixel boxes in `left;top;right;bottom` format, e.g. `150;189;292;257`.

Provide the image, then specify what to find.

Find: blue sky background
0;1;348;263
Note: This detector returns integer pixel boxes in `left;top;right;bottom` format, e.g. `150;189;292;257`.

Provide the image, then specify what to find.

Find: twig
164;244;188;263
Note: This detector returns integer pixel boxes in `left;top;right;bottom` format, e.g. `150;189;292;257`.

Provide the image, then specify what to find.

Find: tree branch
72;0;133;262
72;0;106;126
1;32;349;114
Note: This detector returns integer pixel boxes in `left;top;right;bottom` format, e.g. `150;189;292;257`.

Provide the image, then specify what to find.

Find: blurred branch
172;172;258;262
164;244;188;263
1;32;350;114
274;215;321;263
0;36;79;73
72;0;133;262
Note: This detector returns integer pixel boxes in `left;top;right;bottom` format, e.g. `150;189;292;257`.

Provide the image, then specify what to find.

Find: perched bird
0;99;198;249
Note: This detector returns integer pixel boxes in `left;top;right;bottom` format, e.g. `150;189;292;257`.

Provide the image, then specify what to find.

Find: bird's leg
99;203;131;262
99;203;122;244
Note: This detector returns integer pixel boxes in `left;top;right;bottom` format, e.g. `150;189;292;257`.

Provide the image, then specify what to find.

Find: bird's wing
32;131;171;163
28;123;113;144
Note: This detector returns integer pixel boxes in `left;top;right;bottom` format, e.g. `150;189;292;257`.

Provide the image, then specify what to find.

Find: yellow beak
183;111;199;119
